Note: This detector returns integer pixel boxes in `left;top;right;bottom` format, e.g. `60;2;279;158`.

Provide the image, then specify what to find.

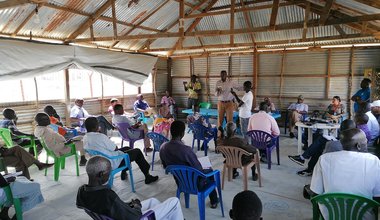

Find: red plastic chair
247;130;280;169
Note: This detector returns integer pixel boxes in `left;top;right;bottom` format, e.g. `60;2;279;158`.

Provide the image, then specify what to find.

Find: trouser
233;164;256;177
118;147;150;177
217;101;235;128
187;98;199;112
240;117;250;142
17;139;41;155
139;123;151;148
200;169;218;205
289;111;302;133
302;134;328;172
2;145;37;179
96;116;114;135
141;197;183;220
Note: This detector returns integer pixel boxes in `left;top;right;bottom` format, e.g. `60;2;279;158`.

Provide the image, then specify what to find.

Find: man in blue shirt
351;78;371;113
133;94;157;117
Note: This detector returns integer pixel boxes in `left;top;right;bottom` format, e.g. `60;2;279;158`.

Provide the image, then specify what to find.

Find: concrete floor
18;127;314;220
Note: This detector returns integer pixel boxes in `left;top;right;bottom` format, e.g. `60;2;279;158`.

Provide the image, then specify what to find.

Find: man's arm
183;81;188;91
270;117;280;137
231;91;243;107
109;195;142;220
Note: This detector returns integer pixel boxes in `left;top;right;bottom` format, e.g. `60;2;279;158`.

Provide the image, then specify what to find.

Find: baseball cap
370;100;380;107
110;98;118;102
298;95;304;100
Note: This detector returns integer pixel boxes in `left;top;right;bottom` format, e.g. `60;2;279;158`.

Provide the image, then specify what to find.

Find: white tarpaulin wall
0;39;158;86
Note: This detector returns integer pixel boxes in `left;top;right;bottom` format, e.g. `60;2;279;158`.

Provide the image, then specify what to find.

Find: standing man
231;81;253;141
351;78;371;113
215;70;240;137
183;75;201;112
287;95;308;138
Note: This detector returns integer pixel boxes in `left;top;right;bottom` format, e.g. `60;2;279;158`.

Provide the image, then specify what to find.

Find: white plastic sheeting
0;39;157;86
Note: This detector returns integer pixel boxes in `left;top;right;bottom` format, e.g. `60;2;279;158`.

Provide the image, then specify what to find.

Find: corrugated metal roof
0;5;33;34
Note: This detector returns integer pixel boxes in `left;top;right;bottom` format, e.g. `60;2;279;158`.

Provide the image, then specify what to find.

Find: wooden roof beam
230;0;235;45
269;0;280;29
111;0;117;39
319;0;335;25
66;0;112;40
241;0;256;44
12;4;41;36
352;0;380;9
302;2;310;40
210;0;273;11
0;0;29;10
334;24;347;37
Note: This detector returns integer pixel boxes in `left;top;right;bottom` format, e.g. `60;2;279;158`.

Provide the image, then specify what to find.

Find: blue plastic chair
188;122;217;156
247;130;280;169
85;149;135;192
79;206;155;220
146;132;168;171
165;165;224;220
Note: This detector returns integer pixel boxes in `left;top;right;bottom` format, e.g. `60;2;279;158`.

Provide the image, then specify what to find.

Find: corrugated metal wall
155;57;168;106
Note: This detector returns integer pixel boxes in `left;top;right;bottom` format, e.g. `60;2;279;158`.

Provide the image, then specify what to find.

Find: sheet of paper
3;171;23;178
198;156;212;169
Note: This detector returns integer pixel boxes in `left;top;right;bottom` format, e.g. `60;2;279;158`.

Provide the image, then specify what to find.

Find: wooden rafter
302;1;310;40
241;0;256;44
66;0;113;40
187;0;209;14
319;0;334;25
230;0;235;45
269;0;280;29
167;0;219;56
352;0;380;9
111;0;117;39
334;24;346;37
12;4;41;37
110;0;170;48
0;0;29;10
211;0;274;11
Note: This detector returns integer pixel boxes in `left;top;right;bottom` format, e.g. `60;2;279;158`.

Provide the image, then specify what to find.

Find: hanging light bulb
33;7;40;24
119;0;128;6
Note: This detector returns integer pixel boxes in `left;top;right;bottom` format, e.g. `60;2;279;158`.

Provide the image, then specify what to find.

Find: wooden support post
100;74;104;114
111;0;118;39
206;55;210;102
89;72;94;98
230;0;235;46
19;80;25;102
228;55;232;77
348;47;355;119
138;87;141;94
253;47;258;110
167;58;172;95
326;49;331;99
279;50;286;110
64;69;71;126
153;63;157;107
34;77;39;112
190;57;194;76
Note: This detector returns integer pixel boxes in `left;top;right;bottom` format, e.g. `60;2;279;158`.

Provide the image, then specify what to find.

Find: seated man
108;98;119;115
288;119;356;176
219;122;258;180
0;108;43;156
230;190;262;220
354;113;371;144
358;102;379;143
287;95;308;138
160;121;219;209
76;156;183;220
133;94;157;117
83;117;158;184
0;173;44;220
44;105;76;139
70;98;114;135
112;104;152;152
310;128;380;219
248;102;280;161
34;113;87;166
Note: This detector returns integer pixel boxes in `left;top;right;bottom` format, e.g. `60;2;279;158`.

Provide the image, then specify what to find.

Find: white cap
370;100;380;107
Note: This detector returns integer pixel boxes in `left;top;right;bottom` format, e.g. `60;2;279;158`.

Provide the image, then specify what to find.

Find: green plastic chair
41;139;79;181
199;102;212;109
0;158;22;220
0;128;38;159
311;193;380;220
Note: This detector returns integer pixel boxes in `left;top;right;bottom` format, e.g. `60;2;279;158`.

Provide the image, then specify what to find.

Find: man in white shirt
310;128;380;219
231;81;253;141
288;95;308;138
83;117;158;184
215;70;240;137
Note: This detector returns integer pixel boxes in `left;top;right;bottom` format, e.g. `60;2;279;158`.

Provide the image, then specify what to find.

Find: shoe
121;171;127;180
302;144;308;151
297;169;312;177
145;175;158;184
289;132;295;138
252;173;258;181
210;202;218;209
145;147;153;152
79;158;87;166
37;162;54;170
233;171;239;179
288;155;305;166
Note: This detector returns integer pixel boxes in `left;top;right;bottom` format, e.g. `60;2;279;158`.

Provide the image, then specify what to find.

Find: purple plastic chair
188;122;217;156
247;130;280;169
80;207;155;220
146;132;168;171
115;122;146;154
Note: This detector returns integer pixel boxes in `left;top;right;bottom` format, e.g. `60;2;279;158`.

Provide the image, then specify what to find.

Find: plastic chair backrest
0;128;13;147
188;122;212;141
216;146;252;168
165;165;205;195
146;132;168;151
311;193;380;220
40;139;58;158
247;130;273;150
115;122;133;141
199;102;212;109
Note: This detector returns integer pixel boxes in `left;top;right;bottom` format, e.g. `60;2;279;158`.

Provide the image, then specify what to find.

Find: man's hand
129;199;142;209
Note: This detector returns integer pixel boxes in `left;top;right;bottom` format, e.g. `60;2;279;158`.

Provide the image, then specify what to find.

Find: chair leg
222;165;226;190
228;167;232;182
13;198;23;220
54;158;60;181
267;148;271;170
151;151;155;171
197;193;206;220
74;153;79;176
243;166;248;191
185;193;190;209
61;158;65;169
33;145;38;160
128;164;135;193
197;139;200;151
255;152;262;187
108;174;115;188
44;155;49;176
215;174;225;217
276;142;280;165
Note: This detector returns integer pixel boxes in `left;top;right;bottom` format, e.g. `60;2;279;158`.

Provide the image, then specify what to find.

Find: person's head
358;102;371;113
331;96;341;105
165;90;170;97
191;75;197;83
297;95;304;103
259;101;269;112
3;108;16;120
230;190;262;220
75;98;84;107
137;94;143;101
243;81;252;92
43;105;56;116
86;156;111;186
85;117;99;132
34;113;50;126
360;78;371;89
340;128;367;152
264;97;271;104
220;70;227;82
340;119;356;131
354;113;369;125
370;100;380;115
110;98;119;107
113;104;124;115
226;122;237;138
170;120;186;140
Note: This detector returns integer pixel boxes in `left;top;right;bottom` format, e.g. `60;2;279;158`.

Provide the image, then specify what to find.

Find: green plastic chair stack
0;158;23;220
0;128;38;159
311;193;380;220
41;140;79;181
199;102;212;109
